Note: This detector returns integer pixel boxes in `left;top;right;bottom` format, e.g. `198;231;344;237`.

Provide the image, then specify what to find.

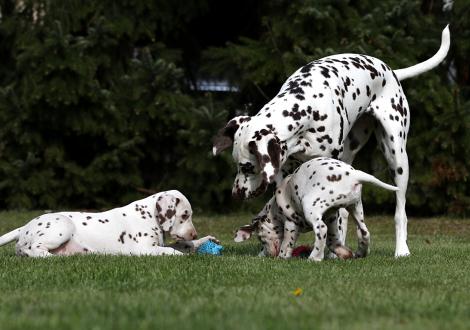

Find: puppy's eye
182;214;189;220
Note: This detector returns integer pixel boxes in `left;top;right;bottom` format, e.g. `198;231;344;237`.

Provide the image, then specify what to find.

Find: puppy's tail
354;170;399;192
0;227;23;247
394;25;450;81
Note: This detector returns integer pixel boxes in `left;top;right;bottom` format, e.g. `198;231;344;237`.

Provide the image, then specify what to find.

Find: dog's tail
394;25;450;81
0;227;23;247
354;170;399;192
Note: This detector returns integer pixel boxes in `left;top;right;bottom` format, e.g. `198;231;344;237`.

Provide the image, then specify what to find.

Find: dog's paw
195;236;220;247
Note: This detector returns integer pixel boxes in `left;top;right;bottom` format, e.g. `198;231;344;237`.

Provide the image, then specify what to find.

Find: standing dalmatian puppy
214;27;450;257
235;157;398;261
0;190;218;257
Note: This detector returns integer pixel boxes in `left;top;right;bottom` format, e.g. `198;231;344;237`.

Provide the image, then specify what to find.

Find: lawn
0;211;469;330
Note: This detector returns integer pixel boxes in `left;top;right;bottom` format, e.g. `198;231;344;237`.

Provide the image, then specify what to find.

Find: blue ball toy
197;240;223;255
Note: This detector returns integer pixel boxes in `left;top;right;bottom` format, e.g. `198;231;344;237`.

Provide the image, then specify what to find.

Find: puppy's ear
155;193;177;232
234;224;256;242
213;116;250;155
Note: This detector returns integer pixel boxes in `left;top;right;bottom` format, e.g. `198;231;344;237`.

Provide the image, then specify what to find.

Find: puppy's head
234;197;284;257
156;190;197;241
213;116;283;200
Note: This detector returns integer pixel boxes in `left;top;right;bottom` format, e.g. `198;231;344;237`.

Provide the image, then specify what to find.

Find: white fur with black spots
0;190;218;257
234;157;398;261
215;26;450;257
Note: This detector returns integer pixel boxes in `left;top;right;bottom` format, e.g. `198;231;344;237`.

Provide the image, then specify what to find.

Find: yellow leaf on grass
293;288;303;296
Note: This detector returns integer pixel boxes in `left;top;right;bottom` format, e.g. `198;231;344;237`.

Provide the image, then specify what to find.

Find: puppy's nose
268;174;275;183
191;232;197;240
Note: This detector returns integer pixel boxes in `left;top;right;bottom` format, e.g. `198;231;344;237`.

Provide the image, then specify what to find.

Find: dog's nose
191;232;197;240
232;187;247;200
273;242;280;257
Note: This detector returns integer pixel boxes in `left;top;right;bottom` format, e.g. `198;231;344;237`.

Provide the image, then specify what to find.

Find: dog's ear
234;215;263;242
250;138;281;184
155;193;177;232
248;140;261;158
267;138;281;174
248;139;270;181
213;116;250;155
234;223;257;242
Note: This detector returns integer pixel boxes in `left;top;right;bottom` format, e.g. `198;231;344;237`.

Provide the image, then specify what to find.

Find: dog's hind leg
347;198;370;258
17;214;77;257
22;244;54;257
336;115;375;246
278;220;300;259
302;207;327;262
324;212;353;260
371;94;411;257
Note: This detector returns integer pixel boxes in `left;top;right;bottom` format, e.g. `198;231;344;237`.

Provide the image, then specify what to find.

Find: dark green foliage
0;0;231;210
0;0;468;215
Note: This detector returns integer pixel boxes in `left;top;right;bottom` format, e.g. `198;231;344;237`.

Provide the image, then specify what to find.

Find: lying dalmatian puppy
0;190;217;257
235;157;398;261
214;26;450;257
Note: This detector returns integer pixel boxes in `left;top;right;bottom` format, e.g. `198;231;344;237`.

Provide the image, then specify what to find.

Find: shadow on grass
223;243;260;257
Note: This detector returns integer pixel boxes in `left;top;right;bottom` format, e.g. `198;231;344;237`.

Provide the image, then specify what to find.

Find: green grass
1;211;470;330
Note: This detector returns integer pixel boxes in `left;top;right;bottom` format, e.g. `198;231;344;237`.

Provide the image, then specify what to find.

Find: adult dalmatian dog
214;26;450;257
234;157;398;261
0;190;218;257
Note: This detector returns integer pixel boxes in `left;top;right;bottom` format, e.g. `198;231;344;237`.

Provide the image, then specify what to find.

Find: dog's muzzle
232;187;247;200
232;179;268;200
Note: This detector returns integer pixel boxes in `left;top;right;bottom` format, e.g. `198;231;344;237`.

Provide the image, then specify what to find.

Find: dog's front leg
167;241;194;253
168;236;220;253
139;246;183;256
278;220;299;259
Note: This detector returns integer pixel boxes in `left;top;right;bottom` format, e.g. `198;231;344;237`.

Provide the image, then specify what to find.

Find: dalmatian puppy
214;27;450;257
0;190;218;257
235;157;398;261
234;196;353;259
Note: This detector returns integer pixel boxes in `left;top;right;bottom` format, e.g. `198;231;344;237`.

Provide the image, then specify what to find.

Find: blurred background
0;0;468;216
